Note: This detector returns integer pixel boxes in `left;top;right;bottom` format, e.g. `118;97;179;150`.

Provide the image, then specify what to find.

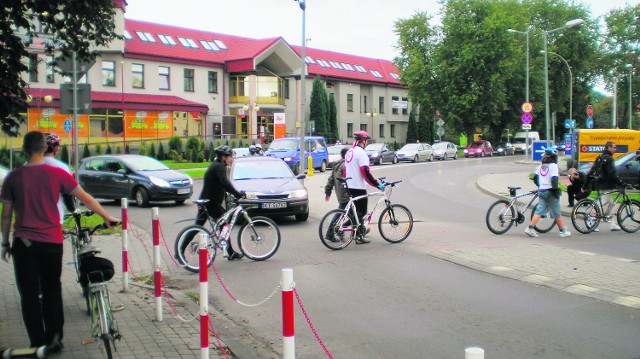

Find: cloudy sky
125;0;634;61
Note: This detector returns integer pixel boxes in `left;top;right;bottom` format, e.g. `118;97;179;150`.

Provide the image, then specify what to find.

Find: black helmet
214;145;233;157
44;132;61;154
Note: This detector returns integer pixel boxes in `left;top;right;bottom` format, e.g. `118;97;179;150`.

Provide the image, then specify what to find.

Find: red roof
25;88;208;112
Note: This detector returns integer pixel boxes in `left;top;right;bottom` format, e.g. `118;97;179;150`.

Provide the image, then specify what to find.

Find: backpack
583;155;606;194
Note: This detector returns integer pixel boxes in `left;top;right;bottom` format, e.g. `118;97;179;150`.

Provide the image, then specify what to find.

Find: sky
124;0;635;61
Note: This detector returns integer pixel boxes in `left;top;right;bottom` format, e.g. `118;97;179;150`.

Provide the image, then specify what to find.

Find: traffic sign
587;105;593;118
521;112;533;124
564;133;572;156
586;117;594;129
436;119;445;127
521;102;533;113
564;119;576;129
532;141;548;161
63;118;72;133
521;124;532;130
437;127;445;137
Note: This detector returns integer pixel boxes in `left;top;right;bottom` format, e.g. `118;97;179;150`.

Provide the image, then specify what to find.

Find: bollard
282;268;295;359
152;207;162;321
121;198;129;292
465;347;484;359
198;233;209;359
306;155;314;177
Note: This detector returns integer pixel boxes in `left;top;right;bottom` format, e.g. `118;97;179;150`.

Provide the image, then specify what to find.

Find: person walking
323;147;349;242
566;167;586;207
525;147;571;238
43;133;76;223
1;131;119;352
344;131;385;244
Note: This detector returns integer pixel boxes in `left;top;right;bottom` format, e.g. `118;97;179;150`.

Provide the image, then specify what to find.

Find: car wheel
293;162;300;175
481;151;485;157
295;209;309;222
319;160;327;172
175;199;186;205
428;154;433;162
377;156;383;165
134;187;150;208
453;152;457;160
443;154;447;160
490;151;493;157
413;155;418;163
392;156;398;164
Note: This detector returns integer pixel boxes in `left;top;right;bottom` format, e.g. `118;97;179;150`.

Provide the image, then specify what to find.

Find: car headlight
463;149;469;154
149;176;171;187
370;153;378;158
288;189;308;199
244;192;258;199
476;149;482;153
284;157;294;162
186;176;194;185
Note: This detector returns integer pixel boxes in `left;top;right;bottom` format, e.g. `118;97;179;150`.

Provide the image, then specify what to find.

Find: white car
431;141;458;160
0;165;9;189
396;143;433;162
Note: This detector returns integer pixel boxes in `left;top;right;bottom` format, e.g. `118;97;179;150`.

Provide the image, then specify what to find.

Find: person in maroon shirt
1;131;119;353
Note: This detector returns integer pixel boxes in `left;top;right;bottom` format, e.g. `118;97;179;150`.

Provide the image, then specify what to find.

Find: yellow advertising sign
124;110;173;138
29;108;89;137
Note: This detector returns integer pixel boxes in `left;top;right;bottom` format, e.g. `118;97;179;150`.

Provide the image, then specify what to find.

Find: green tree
82;143;90;158
1;1;120;136
157;142;165;160
309;76;328;135
406;109;419;143
168;136;182;153
328;94;338;140
417;105;433;144
148;142;156;158
105;144;112;154
94;144;102;155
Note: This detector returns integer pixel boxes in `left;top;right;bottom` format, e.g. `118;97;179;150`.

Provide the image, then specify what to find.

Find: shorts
535;190;561;219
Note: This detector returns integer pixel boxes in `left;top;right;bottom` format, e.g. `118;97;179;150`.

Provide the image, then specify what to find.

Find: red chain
210;261;238;302
208;314;230;359
158;221;181;267
293;288;334;358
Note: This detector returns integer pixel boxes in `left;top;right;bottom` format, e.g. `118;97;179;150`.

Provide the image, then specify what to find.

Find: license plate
262;202;287;209
177;188;190;194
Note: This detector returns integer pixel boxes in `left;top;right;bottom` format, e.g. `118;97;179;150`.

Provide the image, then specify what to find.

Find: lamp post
626;63;633;129
543;18;584;146
295;0;307;173
541;50;573;124
366;108;378;140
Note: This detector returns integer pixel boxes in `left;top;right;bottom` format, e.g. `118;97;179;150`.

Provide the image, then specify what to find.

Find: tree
157;142;165;160
406;109;419;143
309;76;328;135
328;94;338;141
82;143;90;158
417;105;433;144
1;1;120;136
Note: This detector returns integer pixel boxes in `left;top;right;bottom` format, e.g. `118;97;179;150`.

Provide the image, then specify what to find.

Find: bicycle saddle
79;246;101;256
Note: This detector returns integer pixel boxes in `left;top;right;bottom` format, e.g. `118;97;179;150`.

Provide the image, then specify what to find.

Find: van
512;131;540;154
568;129;640;170
265;136;329;174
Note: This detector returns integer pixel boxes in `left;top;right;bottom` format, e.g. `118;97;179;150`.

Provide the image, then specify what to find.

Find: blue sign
532;141;548;161
521;112;533;124
564;133;572;156
63;118;72;133
564;119;576;129
586;117;594;129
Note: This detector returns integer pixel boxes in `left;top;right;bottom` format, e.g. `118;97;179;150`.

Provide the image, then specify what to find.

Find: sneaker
592;227;600;232
355;237;371;244
227;251;243;260
524;227;539;238
610;222;621;231
559;230;572;238
568;204;574;208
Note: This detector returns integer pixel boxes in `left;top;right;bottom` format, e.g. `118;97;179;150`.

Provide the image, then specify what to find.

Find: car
232;147;250;158
264;136;329;175
494;142;515;156
431;141;458;160
464;140;493;158
555;142;567;152
77;154;193;207
0;164;9;190
230;156;309;221
327;145;347;168
364;142;397;165
396;143;433;162
578;151;639;187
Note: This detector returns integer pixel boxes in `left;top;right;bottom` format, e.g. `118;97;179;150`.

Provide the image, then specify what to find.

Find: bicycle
174;197;281;272
571;184;640;234
485;186;556;235
318;177;413;250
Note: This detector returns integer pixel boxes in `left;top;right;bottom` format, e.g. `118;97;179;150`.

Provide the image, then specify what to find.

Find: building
5;0;410;153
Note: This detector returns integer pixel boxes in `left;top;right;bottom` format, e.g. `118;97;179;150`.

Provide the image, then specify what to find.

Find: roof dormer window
177;37;198;49
213;40;227;50
370;70;382;78
316;59;330;68
135;31;155;43
200;40;220;51
390;72;400;80
123;30;133;40
304;56;315;64
158;34;177;46
354;65;367;73
342;63;354;71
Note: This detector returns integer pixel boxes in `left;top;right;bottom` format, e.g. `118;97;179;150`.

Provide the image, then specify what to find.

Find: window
354;65;367;73
213;39;227;50
132;63;144;88
123;30;133;40
317;59;330;68
402;97;408;115
184;68;194;92
28;54;38;82
200;40;220;51
135;31;155;42
102;60;115;87
363;96;368;114
370;70;382;78
390;72;400;80
390;124;396;138
45;56;55;83
379;96;384;114
284;79;290;99
159;66;170;90
392;96;399;115
177;37;198;49
304;56;315;64
360;124;367;131
158;34;177;46
379;124;385;138
347;123;353;137
347;94;353;112
341;63;354;71
208;71;218;93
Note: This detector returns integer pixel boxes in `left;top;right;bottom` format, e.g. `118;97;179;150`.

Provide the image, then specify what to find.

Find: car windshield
328;146;343;154
268;139;298;150
122;156;169;171
471;141;484;147
615;151;638;166
432;143;447;150
233;160;294;180
401;144;420;151
365;143;384;151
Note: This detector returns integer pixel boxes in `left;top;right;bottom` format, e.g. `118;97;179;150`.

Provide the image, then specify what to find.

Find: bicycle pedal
81;339;95;345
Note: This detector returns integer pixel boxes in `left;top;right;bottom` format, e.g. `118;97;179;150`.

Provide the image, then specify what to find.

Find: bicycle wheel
378;204;413;243
174;225;215;273
531;203;556;233
96;291;113;359
617;199;640;233
69;233;81;282
318;209;355;250
237;216;280;261
485;200;515;235
571;199;600;234
83;285;91;315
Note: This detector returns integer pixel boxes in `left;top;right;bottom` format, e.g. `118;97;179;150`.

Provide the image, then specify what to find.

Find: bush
168;136;182;153
157;143;165;160
116;145;122;154
105;145;112;154
186;136;200;151
125;144;131;154
139;142;147;156
82;143;91;158
148;142;156;158
169;149;185;162
60;145;70;164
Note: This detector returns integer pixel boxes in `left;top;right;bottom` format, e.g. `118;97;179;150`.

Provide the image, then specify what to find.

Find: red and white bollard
121;198;129;292
152;207;162;321
198;233;209;359
465;347;484;359
282;268;294;359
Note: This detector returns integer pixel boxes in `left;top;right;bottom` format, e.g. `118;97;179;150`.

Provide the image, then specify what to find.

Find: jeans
326;202;348;239
12;238;64;347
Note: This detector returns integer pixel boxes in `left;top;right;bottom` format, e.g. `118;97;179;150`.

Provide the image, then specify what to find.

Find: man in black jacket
593;142;622;231
566;167;586;207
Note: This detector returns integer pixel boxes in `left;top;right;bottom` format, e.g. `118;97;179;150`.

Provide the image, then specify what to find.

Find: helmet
214;145;233;157
255;144;262;149
249;145;256;154
353;131;371;141
44;132;61;154
544;146;558;154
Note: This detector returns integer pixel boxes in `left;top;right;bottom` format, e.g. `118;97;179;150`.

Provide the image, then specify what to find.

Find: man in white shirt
344;131;385;244
43;133;75;223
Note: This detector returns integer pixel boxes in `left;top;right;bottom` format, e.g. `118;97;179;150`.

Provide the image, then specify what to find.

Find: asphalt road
117;156;640;358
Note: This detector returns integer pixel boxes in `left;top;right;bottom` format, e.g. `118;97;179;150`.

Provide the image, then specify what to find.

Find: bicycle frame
511;190;540;219
590;187;624;220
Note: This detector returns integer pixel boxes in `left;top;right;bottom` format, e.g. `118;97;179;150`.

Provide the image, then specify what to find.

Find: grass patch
62;213;122;235
161;160;209;170
183;169;206;178
185;291;199;303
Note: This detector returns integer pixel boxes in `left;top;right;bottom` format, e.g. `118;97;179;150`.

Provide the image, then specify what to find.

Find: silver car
431;141;458;160
396;143;433;162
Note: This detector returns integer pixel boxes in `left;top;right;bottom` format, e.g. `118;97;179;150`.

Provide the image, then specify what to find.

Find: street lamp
366;108;378;140
295;0;307;173
543;18;584;147
541;50;573;127
626;63;633;129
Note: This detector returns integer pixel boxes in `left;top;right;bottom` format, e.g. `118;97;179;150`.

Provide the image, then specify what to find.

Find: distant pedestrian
324;147;350;208
566;167;586;207
525;147;571;238
43;132;76;222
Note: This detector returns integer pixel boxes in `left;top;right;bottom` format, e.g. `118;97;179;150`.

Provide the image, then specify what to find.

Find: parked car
494;143;515;156
364;143;398;165
0;165;9;190
327;145;347;168
77;154;193;207
464;140;494;158
431;141;458;160
396;143;433;162
555;142;567;152
264;136;329;174
233;147;250;158
578;151;639;187
230;156;309;221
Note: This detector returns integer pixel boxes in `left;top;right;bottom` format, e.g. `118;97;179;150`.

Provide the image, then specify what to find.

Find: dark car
364;143;398;165
494;142;515;156
230;156;309;221
578;151;640;187
77;155;193;207
464;140;494;158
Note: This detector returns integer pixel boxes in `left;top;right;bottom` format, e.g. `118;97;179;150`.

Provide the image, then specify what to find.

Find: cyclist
43;132;76;223
525;146;571;238
196;145;246;260
592;141;623;231
248;145;257;156
254;143;264;156
344;131;385;244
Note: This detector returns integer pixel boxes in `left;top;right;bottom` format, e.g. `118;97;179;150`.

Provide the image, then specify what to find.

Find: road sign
521;124;532;130
564;133;572;156
586;117;594;129
521;112;533;124
63;119;72;133
436;119;445;127
437;127;445;137
564;119;576;129
521;102;533;113
59;83;92;114
56;56;96;76
587;105;593;118
532;141;548;161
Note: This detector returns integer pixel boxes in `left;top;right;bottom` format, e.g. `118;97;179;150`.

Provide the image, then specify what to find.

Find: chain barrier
158;221;182;267
208;314;230;359
161;278;198;323
126;219;146;241
125;257;139;282
210;261;280;307
293;287;334;359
